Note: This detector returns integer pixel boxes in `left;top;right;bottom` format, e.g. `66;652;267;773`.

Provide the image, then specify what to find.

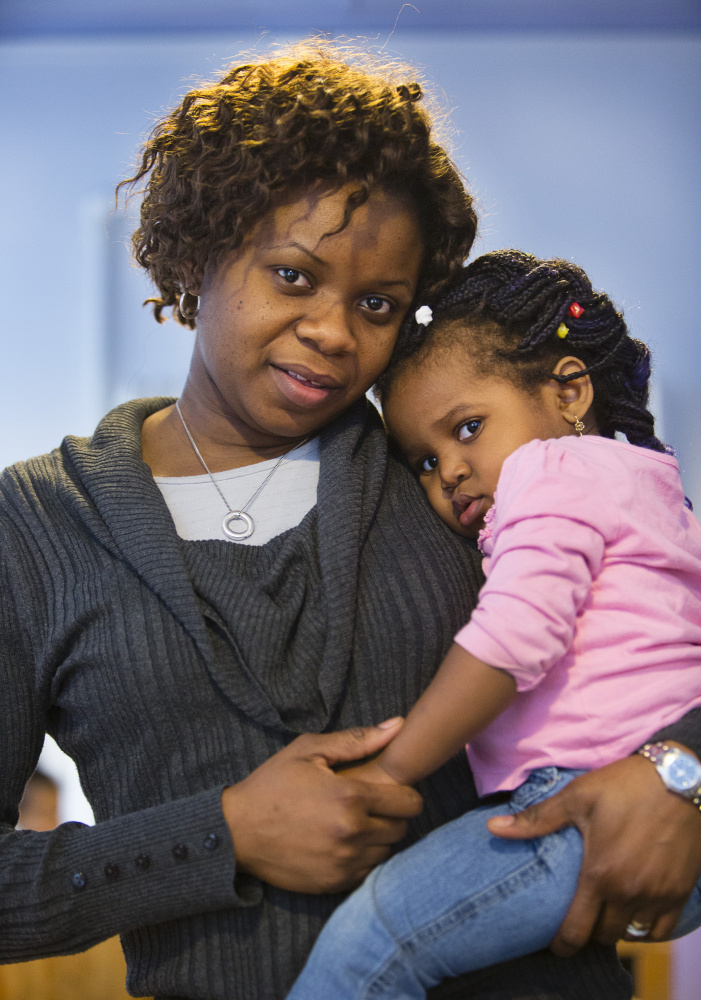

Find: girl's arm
360;644;516;787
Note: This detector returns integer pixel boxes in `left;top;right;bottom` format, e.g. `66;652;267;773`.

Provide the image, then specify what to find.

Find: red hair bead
568;302;584;318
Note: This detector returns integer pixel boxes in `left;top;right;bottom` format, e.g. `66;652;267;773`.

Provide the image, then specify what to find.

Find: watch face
665;753;701;792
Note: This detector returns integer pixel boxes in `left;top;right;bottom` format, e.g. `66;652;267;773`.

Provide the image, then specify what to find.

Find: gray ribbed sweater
3;396;685;999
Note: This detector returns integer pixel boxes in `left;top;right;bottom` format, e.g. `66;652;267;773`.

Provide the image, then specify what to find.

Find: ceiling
2;0;700;39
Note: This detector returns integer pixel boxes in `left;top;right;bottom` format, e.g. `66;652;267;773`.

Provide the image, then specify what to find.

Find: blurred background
0;3;699;998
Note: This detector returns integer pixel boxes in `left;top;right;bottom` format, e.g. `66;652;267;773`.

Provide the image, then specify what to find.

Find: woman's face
187;184;423;449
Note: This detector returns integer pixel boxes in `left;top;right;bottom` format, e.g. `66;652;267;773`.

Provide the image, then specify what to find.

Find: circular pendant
222;510;255;541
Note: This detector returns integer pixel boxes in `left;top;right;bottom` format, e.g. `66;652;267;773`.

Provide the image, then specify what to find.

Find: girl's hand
221;721;422;895
487;753;701;955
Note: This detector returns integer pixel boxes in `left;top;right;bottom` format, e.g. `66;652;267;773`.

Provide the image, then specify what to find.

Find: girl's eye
360;295;392;315
457;419;481;441
419;456;438;474
276;267;311;288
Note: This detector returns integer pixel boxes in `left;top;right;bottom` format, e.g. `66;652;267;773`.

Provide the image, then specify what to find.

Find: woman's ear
550;356;597;434
178;262;203;298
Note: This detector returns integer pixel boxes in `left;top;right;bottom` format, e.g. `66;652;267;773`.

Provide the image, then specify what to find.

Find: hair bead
415;305;433;326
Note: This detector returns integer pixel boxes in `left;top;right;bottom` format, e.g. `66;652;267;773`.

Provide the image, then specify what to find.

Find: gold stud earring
574;416;585;436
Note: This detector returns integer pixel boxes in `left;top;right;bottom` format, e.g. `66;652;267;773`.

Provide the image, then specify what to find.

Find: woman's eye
276;267;311;288
457;419;481;441
360;295;392;315
419;456;438;474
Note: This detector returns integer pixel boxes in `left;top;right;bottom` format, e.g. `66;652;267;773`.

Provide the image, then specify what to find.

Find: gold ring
625;920;652;938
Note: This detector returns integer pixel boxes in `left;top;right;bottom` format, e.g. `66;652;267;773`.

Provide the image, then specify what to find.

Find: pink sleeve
455;442;612;691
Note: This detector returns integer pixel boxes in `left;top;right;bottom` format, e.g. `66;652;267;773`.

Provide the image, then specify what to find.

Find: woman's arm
2;722;421;962
365;644;516;787
0;547;243;961
487;733;701;955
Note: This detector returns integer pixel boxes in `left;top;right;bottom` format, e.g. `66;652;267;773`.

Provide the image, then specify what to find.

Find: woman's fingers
357;778;423;818
486;792;574;838
646;906;686;941
221;725;422;894
301;718;405;769
621;907;683;943
550;880;603;956
488;755;701;955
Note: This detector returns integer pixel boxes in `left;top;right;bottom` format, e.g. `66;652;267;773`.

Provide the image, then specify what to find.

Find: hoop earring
574;415;585;436
179;290;200;320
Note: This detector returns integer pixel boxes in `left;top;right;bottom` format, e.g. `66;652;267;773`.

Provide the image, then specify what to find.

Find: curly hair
117;39;478;327
377;249;667;454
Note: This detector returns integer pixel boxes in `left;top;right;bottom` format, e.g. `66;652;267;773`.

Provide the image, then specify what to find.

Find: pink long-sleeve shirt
454;436;701;796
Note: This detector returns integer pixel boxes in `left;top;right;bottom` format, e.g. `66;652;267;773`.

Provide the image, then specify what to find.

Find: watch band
638;742;701;811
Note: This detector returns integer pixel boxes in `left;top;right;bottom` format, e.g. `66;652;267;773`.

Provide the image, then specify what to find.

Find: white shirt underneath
155;437;320;545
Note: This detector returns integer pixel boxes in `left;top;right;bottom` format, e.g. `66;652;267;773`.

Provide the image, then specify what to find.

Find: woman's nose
295;299;355;355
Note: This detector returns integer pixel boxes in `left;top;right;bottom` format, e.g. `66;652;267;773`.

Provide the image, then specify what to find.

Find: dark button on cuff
104;863;120;880
71;872;87;890
172;843;188;861
203;833;219;851
134;854;151;871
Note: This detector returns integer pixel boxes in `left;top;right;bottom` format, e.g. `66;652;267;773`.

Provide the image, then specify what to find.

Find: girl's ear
550;356;597;434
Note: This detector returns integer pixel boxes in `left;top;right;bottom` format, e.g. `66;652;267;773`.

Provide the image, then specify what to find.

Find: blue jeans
286;767;701;1000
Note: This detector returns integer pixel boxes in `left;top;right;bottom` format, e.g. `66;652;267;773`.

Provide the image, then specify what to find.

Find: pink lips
270;363;343;408
452;493;485;529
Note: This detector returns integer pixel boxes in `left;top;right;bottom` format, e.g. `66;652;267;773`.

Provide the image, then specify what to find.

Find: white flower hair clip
415;305;433;326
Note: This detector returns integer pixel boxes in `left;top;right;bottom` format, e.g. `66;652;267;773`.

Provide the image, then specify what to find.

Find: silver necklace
175;400;307;541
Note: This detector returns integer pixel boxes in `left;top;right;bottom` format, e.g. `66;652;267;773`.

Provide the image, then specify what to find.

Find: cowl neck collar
64;396;388;733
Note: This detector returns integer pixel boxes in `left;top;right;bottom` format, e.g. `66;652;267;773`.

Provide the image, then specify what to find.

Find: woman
1;41;699;1000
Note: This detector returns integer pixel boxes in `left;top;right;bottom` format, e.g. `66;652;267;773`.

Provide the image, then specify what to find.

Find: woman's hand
336;758;402;786
487;753;701;955
221;720;422;894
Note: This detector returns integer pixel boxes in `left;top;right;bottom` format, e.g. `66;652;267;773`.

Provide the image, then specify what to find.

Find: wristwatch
637;742;701;811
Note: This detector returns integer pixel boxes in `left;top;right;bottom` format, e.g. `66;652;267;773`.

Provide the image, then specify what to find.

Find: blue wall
1;31;700;501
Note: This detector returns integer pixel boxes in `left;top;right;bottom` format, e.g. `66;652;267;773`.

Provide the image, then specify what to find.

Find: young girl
286;249;701;999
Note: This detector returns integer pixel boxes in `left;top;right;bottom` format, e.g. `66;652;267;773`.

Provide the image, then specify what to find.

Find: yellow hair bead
557;323;569;339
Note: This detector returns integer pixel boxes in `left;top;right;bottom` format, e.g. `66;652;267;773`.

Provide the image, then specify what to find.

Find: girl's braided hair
377;249;668;454
117;39;478;327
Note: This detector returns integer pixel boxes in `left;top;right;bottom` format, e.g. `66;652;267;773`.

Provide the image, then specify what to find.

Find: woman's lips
270;364;342;408
452;493;485;529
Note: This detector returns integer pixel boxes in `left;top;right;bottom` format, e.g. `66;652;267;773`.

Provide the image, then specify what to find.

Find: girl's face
187;184;423;449
383;350;573;539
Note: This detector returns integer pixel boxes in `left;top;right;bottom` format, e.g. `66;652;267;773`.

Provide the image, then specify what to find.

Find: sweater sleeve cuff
3;785;258;961
62;785;258;930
